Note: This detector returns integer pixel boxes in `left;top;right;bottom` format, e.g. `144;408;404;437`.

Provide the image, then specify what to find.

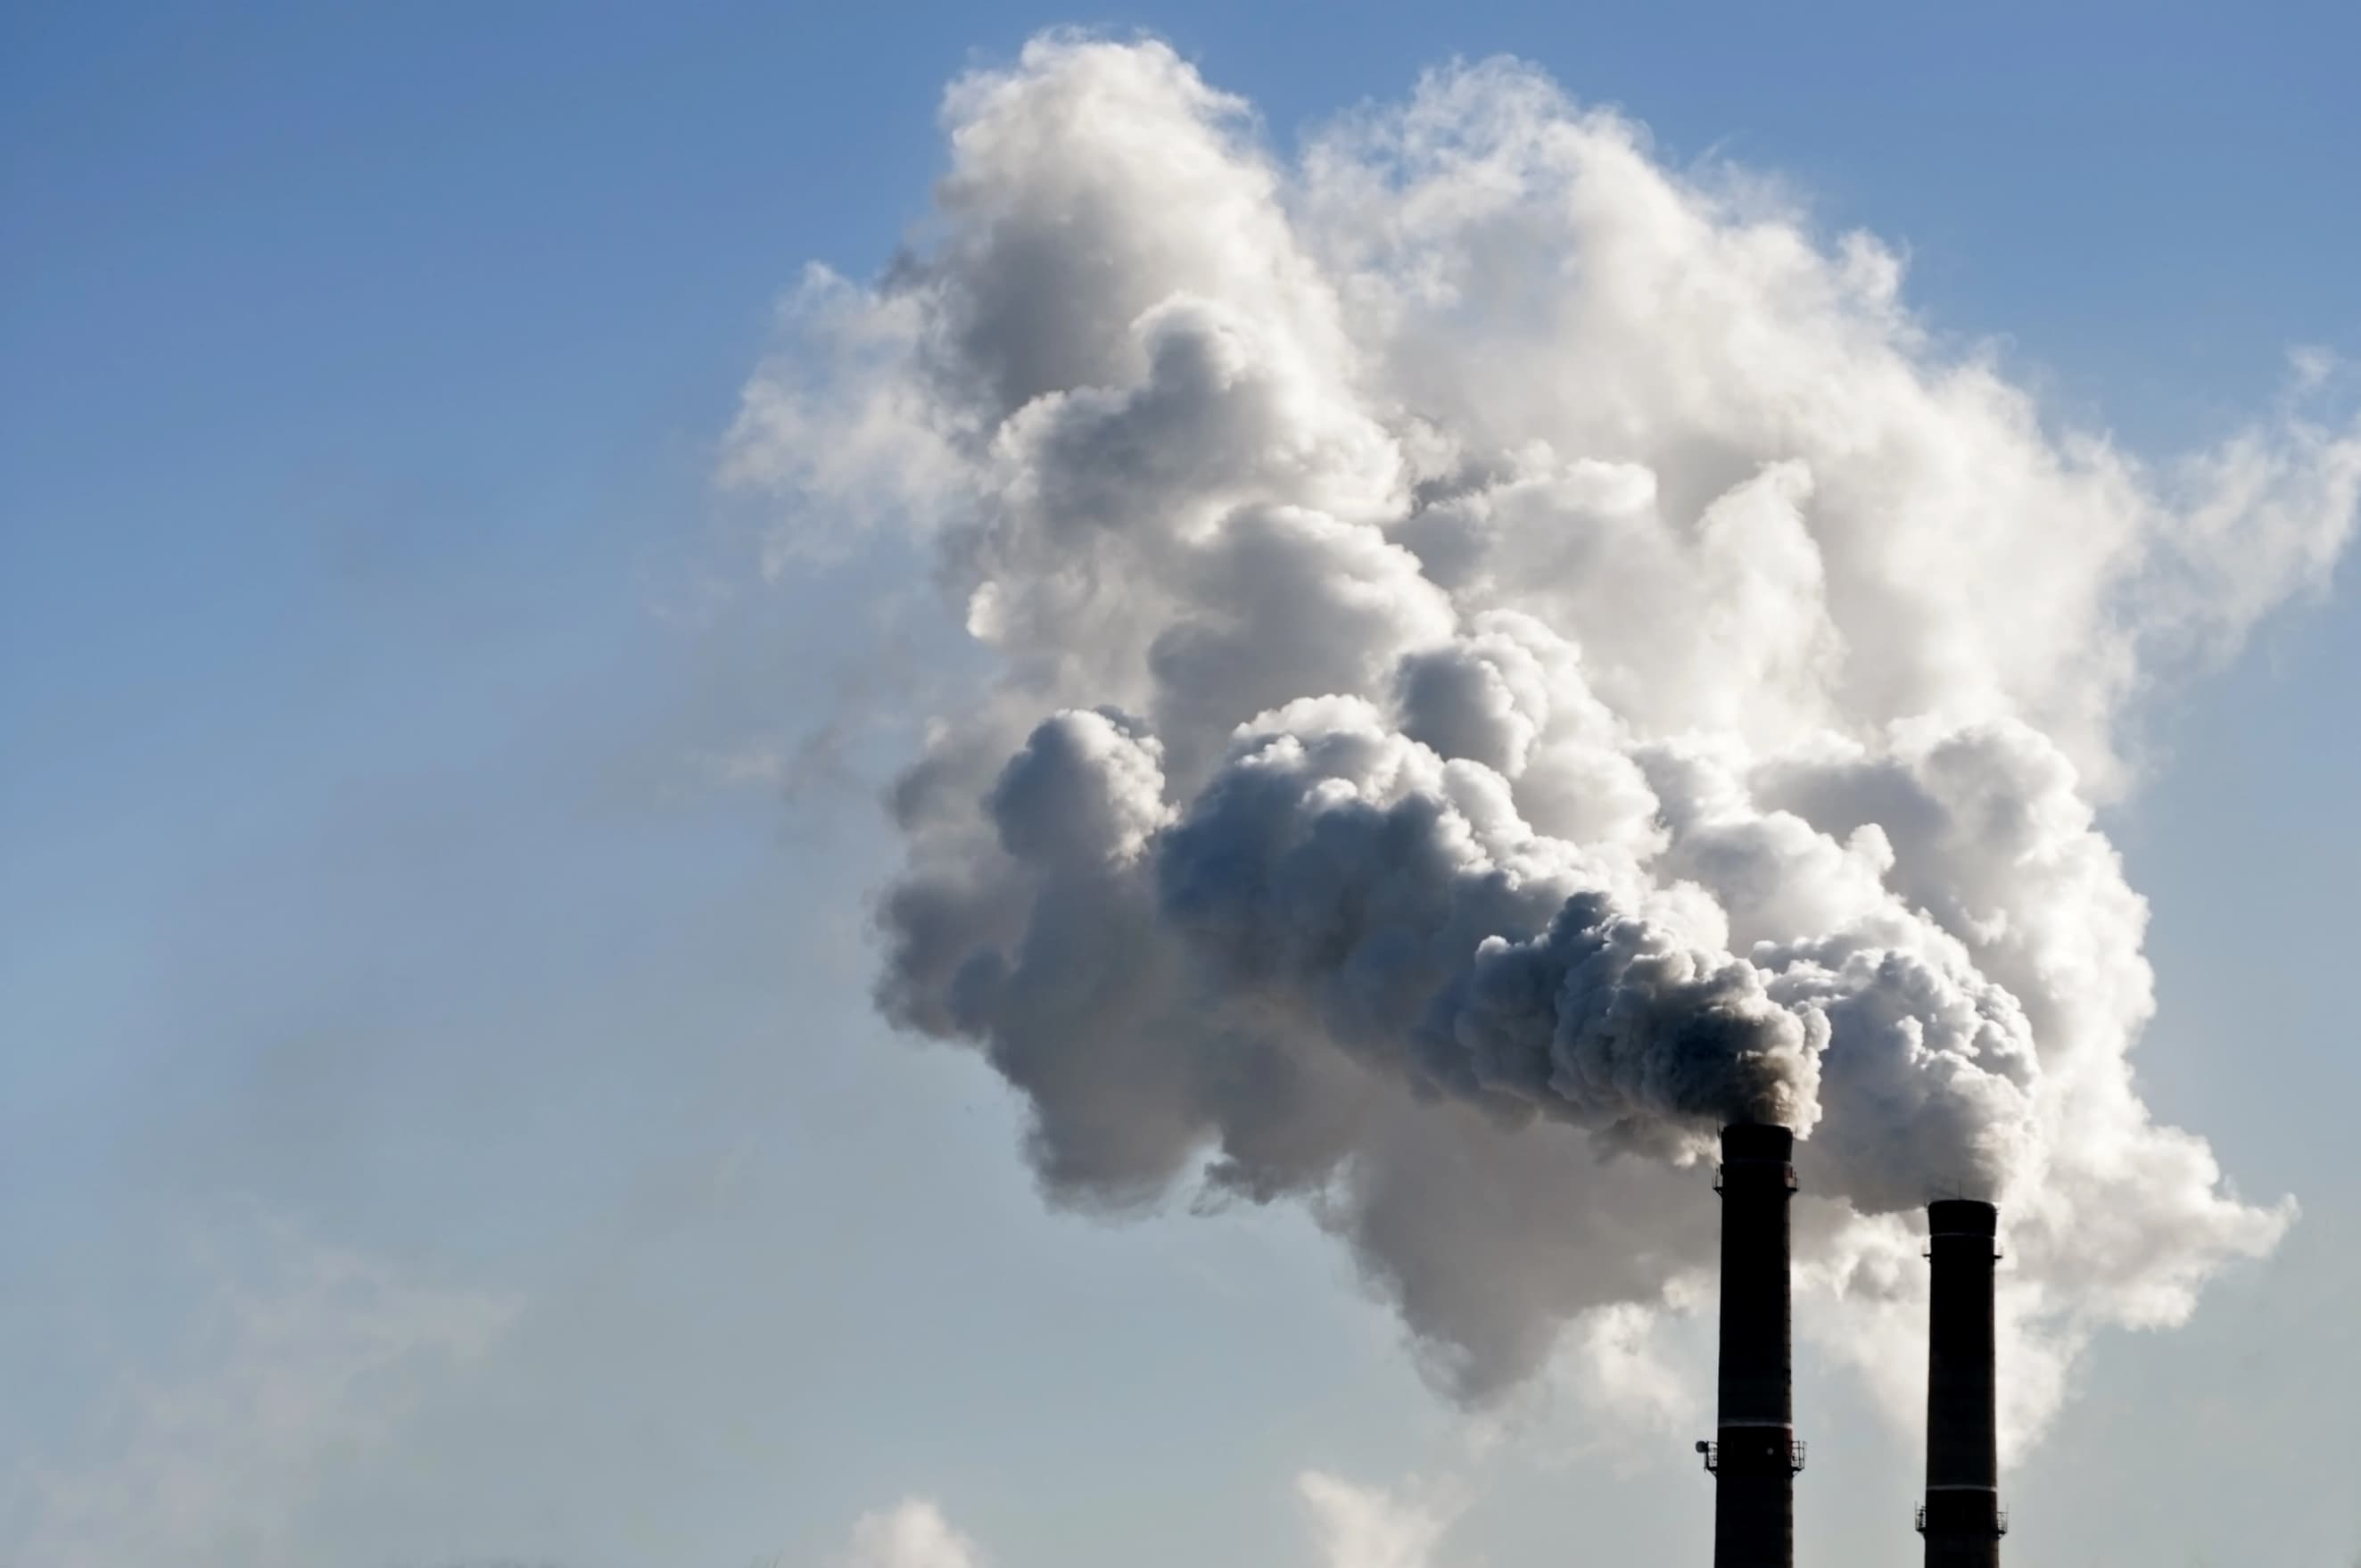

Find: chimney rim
1927;1197;1999;1235
1719;1121;1794;1162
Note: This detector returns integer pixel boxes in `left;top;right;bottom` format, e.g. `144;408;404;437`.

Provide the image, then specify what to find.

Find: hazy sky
4;4;2357;1566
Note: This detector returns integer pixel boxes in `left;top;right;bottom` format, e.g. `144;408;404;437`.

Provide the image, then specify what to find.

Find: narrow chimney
1702;1121;1800;1568
1919;1199;2003;1565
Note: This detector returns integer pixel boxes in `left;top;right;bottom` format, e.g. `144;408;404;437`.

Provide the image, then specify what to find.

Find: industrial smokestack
1701;1122;1801;1568
1919;1199;2004;1565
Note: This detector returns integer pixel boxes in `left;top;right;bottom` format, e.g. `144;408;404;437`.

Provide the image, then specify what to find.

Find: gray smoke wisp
729;36;2357;1440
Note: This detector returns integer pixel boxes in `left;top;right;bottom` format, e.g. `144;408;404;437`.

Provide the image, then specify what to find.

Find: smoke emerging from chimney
728;36;2352;1440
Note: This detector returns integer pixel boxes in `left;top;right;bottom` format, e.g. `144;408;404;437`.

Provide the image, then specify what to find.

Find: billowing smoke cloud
729;35;2356;1443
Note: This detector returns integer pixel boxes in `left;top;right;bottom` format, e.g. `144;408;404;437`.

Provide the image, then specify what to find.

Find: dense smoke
729;36;2357;1443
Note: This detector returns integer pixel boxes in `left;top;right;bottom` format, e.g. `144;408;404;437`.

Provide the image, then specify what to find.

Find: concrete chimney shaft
1706;1122;1800;1568
1920;1198;2003;1566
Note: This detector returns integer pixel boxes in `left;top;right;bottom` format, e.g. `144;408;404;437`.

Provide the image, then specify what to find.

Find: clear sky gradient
4;4;2357;1565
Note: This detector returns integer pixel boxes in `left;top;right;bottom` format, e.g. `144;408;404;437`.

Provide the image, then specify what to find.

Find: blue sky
4;4;2357;1565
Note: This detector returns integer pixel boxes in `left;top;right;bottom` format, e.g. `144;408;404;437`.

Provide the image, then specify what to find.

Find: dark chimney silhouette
1919;1198;2004;1565
1700;1122;1802;1568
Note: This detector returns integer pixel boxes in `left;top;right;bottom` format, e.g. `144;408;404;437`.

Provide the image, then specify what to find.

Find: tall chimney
1701;1122;1800;1568
1919;1199;2004;1566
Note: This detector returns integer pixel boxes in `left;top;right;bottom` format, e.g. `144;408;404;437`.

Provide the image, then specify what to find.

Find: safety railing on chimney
1694;1439;1806;1474
1913;1504;2008;1535
1710;1168;1800;1193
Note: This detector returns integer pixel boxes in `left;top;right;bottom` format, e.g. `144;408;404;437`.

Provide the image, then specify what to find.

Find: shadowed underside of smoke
1154;722;1819;1137
740;32;2347;1432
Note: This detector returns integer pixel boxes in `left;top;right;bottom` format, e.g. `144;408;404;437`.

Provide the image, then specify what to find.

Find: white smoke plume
838;1500;988;1568
729;34;2355;1447
830;1477;1457;1568
1297;1472;1464;1568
